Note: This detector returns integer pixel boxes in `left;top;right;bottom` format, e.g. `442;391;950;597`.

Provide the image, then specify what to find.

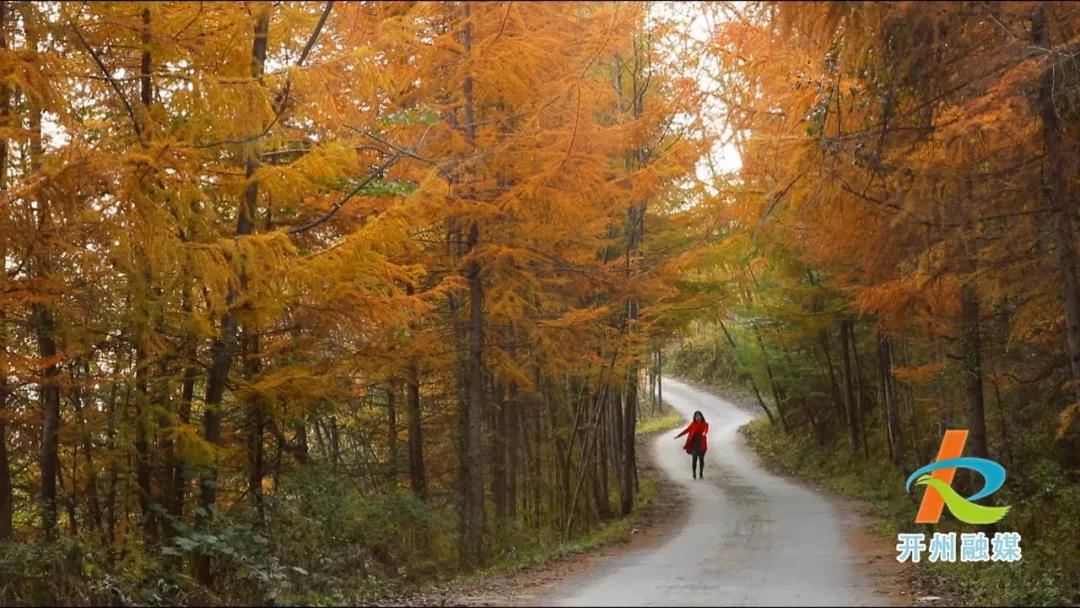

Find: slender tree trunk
718;319;775;424
406;360;426;499
611;389;624;500
104;382;119;559
506;384;519;519
240;0;270;518
35;316;61;539
459;2;486;567
133;4;160;547
878;333;902;465
960;281;989;460
656;351;662;409
848;323;868;456
134;350;157;544
620;360;638;516
991;378;1014;467
387;383;399;485
328;416;341;465
839;320;860;454
196;6;270;585
649;353;656;414
171;352;196;530
57;455;77;536
492;384;508;520
0;365;9;539
591;417;612;520
72;369;102;536
753;326;788;431
27;17;61;537
517;395;533;525
245;334;265;516
598;392;610;513
819;330;846;424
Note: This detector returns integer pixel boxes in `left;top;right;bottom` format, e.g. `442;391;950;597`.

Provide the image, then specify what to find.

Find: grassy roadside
741;416;1078;606
637;411;684;436
478;406;684;576
372;404;686;606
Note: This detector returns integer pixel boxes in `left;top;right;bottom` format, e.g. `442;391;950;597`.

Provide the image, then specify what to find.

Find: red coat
676;421;709;454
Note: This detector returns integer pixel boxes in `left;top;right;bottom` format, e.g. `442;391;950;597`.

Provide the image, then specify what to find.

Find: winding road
543;378;894;607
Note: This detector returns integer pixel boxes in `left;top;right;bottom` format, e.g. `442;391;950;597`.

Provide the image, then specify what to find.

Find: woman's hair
693;410;706;423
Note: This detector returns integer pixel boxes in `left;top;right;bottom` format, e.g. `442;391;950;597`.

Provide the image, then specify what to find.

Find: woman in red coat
675;411;709;479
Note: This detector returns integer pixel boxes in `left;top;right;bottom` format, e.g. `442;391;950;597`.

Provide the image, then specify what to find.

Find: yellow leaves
892;361;948;386
168;413;218;469
239;364;330;406
539;306;609;331
255;142;358;208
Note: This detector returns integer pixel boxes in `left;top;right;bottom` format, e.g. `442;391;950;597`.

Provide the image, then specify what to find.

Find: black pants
691;451;705;477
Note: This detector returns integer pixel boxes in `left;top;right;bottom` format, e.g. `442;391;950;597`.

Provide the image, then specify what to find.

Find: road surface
544;378;892;607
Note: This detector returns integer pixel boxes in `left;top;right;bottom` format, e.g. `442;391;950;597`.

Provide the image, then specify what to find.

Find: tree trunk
104;382;119;559
753;326;788;431
878;333;903;465
839;320;860;454
492;384;508;520
656;351;662;409
245;334;265;517
72;368;102;536
621;363;637;516
960;281;989;460
196;6;270;585
35;310;61;540
718;319;776;424
406;360;426;499
133;3;160;547
171;357;196;530
27;16;61;538
848;323;868;456
387;383;399;485
134;350;157;544
598;393;610;514
611;389;624;501
819;330;846;424
458;2;486;567
506;384;519;519
0;361;9;539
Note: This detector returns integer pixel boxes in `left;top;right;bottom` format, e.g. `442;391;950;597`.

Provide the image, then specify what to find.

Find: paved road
545;378;890;607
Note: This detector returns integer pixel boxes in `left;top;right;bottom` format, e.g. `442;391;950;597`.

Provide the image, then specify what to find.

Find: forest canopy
0;1;1078;606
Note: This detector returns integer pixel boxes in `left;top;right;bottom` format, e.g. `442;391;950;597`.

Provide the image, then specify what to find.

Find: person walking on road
675;411;709;479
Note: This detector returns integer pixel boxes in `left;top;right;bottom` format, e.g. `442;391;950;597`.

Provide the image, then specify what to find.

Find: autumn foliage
0;1;712;604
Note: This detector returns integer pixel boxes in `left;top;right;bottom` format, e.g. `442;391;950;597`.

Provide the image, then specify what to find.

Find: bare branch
287;153;402;235
195;1;334;149
69;22;143;139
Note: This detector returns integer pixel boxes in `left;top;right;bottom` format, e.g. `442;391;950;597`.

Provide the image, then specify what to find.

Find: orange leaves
892;360;948;386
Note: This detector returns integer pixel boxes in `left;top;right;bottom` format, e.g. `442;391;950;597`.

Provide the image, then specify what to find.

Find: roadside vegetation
665;3;1080;605
737;417;1079;606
